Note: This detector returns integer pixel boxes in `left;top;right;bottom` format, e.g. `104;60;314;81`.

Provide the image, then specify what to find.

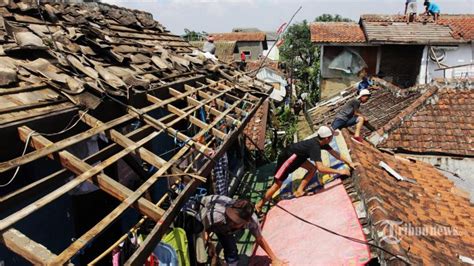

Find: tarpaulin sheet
251;179;371;265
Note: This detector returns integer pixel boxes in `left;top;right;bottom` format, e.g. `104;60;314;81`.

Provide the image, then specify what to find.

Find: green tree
182;29;207;41
279;14;352;104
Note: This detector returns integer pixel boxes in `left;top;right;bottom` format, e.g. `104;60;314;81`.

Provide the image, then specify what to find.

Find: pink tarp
251;179;370;265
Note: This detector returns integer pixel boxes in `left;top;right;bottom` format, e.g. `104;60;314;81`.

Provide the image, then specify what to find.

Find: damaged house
311;14;474;99
0;1;271;265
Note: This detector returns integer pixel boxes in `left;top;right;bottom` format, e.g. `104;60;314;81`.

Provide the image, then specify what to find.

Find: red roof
344;130;474;264
310;22;366;43
211;32;266;42
439;15;474;40
379;87;474;156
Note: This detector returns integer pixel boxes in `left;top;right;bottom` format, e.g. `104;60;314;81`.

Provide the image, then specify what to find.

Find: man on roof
357;69;378;94
255;126;357;213
203;35;216;55
331;89;376;144
199;195;288;266
405;0;418;23
424;0;440;22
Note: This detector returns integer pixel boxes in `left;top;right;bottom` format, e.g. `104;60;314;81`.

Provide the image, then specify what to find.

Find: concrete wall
234;41;264;61
400;154;474;203
418;43;474;84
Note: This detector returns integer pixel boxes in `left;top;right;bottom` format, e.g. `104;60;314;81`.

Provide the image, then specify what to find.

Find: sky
102;0;474;34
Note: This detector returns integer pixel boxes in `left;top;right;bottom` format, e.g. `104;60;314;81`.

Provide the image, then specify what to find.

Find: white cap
357;89;371;99
317;126;333;138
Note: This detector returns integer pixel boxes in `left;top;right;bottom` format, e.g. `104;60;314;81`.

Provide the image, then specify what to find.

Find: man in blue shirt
424;1;440;22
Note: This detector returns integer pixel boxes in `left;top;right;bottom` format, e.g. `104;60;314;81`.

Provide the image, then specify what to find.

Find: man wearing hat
331;89;374;144
255;126;356;213
199;195;287;265
203;35;216;55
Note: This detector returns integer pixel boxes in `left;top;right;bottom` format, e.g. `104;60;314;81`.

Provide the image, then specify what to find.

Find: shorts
331;116;359;130
407;2;417;14
274;150;307;182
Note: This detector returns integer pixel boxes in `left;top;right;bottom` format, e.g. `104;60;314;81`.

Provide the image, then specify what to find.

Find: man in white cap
255;126;357;212
331;89;374;144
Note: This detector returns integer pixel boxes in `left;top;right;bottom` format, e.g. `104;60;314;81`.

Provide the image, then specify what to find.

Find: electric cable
1;109;89;187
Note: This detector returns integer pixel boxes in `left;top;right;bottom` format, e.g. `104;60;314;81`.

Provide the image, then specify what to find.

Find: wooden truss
0;77;266;265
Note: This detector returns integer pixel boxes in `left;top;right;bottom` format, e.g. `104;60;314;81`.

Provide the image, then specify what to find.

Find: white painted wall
419;43;474;84
401;154;474;203
263;41;280;61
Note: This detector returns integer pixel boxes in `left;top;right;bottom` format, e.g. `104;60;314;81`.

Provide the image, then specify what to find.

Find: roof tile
344;130;474;264
310;22;366;43
380;87;474;156
211;32;266;42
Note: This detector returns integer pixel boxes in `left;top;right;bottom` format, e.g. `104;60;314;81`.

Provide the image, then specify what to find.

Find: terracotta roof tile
361;14;474;42
211;32;266;42
379;86;474;156
309;78;423;135
344;130;474;264
310;22;366;43
244;100;269;151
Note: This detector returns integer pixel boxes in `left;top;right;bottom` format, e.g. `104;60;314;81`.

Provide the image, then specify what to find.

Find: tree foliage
279;14;352;104
182;29;207;42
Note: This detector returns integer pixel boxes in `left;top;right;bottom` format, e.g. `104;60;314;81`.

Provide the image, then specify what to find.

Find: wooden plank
126;94;258;265
50;147;199;264
0;88;196;173
79;112;192;182
1;228;57;264
0;98;67;115
174;89;238;124
147;95;227;140
0;130;160;231
18;126;165;222
0;83;48;96
1;125;153;209
0;113;133;174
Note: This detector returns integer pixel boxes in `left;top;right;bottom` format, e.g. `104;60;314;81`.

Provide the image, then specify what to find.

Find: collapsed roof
0;1;272;264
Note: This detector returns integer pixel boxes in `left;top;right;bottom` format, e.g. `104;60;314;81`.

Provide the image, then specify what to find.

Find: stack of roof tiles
344;130;474;264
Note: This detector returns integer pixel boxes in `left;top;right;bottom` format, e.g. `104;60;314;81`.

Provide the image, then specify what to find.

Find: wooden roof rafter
0;75;265;265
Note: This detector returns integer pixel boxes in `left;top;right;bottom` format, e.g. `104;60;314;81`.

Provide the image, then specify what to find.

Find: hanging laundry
212;152;229;196
162;228;190;266
153;242;179;266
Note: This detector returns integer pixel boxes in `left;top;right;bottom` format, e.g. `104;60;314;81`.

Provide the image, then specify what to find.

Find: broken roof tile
344;130;474;265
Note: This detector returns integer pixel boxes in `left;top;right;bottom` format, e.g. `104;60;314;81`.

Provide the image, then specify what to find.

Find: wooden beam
1;228;57;264
147;95;227;140
173;89;238;125
78;112;191;182
50;148;200;264
194;88;247;117
17;126;165;222
0;85;204;173
126;95;251;265
125;179;200;266
0;130;160;231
